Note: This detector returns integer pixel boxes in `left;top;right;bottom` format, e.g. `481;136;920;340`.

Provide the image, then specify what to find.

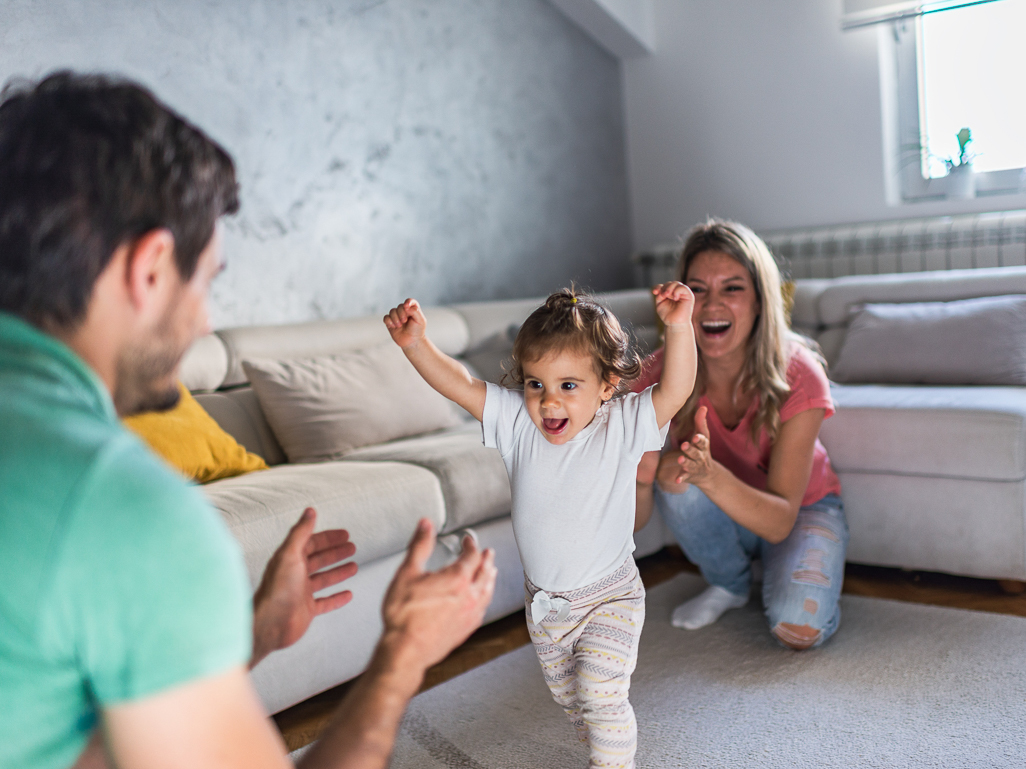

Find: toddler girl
384;284;696;769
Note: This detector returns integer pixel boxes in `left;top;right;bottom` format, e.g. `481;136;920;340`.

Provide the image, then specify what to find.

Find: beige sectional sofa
793;266;1026;583
180;266;1026;714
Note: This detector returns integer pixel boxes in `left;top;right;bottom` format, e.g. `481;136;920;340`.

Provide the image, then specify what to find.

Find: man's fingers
304;526;355;573
314;590;354;615
460;532;480;557
306;526;350;548
400;518;437;576
472;547;497;588
447;534;486;581
310;561;359;592
284;508;317;551
307;541;357;573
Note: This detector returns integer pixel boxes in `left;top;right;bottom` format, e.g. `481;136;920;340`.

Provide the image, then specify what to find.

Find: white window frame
878;15;1026;205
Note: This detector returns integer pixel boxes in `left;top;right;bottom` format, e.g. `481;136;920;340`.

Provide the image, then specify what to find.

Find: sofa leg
997;579;1026;595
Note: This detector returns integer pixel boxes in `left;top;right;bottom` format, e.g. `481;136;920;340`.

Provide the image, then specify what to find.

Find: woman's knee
765;595;838;650
771;621;822;650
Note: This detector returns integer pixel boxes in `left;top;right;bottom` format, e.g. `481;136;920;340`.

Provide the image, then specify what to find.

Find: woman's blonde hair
677;219;816;443
505;288;642;392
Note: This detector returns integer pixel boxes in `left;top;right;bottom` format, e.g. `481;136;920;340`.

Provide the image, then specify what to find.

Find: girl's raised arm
650;282;698;428
384;298;487;421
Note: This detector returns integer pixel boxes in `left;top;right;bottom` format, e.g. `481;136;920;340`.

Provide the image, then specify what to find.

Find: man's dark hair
0;71;239;329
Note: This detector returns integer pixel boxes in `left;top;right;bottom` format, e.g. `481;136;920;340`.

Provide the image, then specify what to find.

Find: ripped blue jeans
655;485;848;648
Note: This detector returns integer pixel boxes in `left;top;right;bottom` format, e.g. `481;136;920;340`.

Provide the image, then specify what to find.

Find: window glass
920;0;1026;178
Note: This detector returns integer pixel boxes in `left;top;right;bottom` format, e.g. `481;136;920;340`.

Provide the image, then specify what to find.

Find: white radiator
632;210;1026;284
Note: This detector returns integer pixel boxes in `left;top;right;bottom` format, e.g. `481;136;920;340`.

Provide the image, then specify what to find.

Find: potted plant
944;127;976;200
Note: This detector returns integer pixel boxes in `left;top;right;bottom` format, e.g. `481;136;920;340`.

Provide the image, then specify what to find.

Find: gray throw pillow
243;344;465;463
831;294;1026;385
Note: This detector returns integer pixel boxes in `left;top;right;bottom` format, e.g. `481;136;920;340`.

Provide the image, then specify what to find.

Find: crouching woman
634;219;848;650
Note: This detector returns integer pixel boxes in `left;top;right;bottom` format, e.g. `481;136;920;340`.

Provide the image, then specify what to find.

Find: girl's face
521;348;619;445
685;250;761;364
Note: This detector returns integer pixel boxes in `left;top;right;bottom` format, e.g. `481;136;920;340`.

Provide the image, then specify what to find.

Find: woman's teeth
701;320;731;335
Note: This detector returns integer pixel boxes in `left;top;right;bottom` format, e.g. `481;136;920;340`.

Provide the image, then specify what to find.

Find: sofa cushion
343;424;511;532
817;266;1026;327
218;307;470;387
821;384;1026;482
832;295;1026;385
195;388;287;466
203;460;446;586
243;344;465;463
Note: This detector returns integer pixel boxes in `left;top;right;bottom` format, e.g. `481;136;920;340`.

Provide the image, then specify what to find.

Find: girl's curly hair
504;288;642;392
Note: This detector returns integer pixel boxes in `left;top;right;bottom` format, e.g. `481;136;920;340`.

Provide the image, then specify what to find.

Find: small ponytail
505;288;642;391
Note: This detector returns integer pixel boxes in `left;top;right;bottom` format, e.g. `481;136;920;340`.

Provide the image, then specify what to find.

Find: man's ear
124;229;177;315
601;374;621;401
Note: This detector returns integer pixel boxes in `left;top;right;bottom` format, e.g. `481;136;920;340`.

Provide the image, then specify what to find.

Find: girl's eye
561;382;576;391
527;381;542;390
688;285;704;294
726;284;744;292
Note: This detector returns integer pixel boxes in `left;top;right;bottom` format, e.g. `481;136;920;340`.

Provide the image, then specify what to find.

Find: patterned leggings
525;559;646;769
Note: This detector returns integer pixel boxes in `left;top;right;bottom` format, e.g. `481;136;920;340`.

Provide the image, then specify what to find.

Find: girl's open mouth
542;418;569;434
700;320;731;338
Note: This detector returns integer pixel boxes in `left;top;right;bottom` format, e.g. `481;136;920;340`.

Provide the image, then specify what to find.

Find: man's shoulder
0;389;223;627
1;379;204;531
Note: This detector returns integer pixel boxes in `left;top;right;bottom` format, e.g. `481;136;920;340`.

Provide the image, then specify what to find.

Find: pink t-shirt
633;344;842;507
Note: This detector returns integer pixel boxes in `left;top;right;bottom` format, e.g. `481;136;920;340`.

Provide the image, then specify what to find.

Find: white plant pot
946;164;976;201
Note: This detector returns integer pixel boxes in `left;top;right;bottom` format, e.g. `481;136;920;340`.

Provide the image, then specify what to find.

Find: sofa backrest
791;265;1026;366
182;267;1026;461
179;288;660;465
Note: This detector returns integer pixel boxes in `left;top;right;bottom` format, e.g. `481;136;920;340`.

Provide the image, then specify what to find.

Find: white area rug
385;573;1026;768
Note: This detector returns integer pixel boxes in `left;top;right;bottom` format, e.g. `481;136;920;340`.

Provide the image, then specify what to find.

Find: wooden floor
273;547;1026;753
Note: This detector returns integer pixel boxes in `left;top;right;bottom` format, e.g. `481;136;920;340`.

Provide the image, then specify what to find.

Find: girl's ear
601;374;621;401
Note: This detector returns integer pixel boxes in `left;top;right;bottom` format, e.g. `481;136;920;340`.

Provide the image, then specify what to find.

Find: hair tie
571;297;577;304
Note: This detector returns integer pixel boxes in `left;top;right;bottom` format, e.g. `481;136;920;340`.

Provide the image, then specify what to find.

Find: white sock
671;585;748;630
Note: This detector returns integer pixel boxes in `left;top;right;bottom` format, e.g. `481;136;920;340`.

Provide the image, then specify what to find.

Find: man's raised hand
380;518;497;677
250;507;358;668
383;298;427;349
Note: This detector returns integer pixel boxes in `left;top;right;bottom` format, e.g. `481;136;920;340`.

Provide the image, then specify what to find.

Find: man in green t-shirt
0;72;497;769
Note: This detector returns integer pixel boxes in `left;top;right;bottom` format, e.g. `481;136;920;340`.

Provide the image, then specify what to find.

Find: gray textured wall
0;0;632;327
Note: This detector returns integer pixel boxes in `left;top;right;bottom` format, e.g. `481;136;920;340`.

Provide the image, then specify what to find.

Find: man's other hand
251;507;358;668
380;518;497;677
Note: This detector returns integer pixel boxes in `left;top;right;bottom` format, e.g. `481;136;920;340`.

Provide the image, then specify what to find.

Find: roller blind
842;0;1002;29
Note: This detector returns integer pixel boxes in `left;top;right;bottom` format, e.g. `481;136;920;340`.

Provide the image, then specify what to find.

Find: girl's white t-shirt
482;382;669;592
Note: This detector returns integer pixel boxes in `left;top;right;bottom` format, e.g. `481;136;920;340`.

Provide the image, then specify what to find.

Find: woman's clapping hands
657;406;716;491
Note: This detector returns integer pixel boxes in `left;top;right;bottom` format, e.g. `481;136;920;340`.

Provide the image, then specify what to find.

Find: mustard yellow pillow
124;383;268;483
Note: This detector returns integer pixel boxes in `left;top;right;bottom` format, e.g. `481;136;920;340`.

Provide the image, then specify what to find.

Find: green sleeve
46;435;252;705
